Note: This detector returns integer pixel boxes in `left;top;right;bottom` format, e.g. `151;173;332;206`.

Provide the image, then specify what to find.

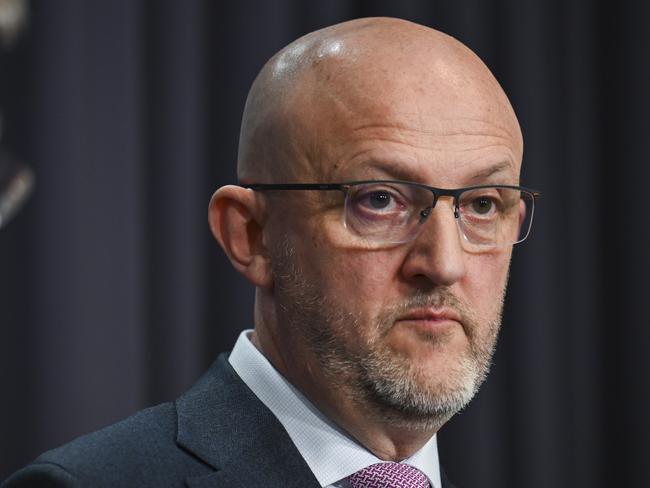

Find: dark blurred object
0;146;33;229
0;0;31;229
0;0;27;49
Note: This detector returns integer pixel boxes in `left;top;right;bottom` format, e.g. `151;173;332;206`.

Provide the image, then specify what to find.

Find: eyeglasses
243;180;541;251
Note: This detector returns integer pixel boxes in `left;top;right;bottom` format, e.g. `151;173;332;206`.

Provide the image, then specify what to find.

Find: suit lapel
176;354;320;488
440;466;456;488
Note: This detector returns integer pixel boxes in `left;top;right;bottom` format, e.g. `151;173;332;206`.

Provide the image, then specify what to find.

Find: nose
400;199;466;287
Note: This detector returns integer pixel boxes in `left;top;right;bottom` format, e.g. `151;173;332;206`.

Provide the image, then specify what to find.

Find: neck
291;352;441;460
250;326;440;461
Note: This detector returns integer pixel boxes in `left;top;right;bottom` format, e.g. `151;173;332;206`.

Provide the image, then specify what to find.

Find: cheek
304;240;403;323
307;214;402;306
462;250;512;318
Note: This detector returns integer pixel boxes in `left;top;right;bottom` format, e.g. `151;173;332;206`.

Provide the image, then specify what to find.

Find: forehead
290;72;522;186
266;26;524;186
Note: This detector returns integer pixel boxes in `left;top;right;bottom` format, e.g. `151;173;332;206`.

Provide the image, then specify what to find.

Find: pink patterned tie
348;462;430;488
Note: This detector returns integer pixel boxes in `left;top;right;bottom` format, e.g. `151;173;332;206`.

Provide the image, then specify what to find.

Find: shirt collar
228;330;442;488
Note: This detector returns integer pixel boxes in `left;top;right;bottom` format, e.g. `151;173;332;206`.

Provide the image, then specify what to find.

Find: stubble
272;240;504;432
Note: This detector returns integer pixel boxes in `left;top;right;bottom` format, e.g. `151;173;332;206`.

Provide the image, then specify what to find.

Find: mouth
395;307;462;334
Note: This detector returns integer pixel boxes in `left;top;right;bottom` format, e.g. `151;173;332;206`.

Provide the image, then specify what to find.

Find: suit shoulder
4;402;210;487
39;402;177;464
2;462;77;487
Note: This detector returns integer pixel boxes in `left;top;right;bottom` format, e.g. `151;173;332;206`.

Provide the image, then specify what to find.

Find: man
3;17;539;488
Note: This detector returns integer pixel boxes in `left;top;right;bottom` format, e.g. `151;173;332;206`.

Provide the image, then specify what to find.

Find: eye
471;196;494;215
367;191;393;210
352;186;406;214
459;189;503;220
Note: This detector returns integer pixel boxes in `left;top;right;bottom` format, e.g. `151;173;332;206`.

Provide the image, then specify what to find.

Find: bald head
237;17;522;184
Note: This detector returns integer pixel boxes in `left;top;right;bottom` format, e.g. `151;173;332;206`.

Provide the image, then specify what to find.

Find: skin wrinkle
344;124;515;150
219;17;524;461
343;135;516;160
456;143;517;153
346;117;517;147
349;128;519;152
347;131;513;148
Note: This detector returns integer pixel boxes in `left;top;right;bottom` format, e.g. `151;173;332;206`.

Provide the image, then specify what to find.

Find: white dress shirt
229;330;442;488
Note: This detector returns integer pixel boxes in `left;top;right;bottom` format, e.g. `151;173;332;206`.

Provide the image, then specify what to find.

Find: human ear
208;185;273;289
518;198;526;235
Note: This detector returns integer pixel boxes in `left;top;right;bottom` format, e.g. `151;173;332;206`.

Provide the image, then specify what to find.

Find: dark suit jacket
2;354;456;488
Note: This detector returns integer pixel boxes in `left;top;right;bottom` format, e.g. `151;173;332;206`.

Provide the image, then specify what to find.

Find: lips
396;307;461;323
393;307;463;337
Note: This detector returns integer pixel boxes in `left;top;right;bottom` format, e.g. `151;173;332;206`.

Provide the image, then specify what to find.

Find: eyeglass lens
342;182;534;249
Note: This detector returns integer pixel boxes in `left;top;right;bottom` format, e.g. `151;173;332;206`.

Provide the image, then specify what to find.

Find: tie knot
348;462;430;488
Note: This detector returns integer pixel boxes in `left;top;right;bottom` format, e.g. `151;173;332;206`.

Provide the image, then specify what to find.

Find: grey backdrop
1;1;648;486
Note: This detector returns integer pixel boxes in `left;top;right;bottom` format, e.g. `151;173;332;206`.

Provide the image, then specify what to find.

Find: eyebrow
466;161;516;184
351;160;419;182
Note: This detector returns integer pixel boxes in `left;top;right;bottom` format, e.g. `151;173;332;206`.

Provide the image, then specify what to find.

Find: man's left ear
518;198;526;235
208;185;273;289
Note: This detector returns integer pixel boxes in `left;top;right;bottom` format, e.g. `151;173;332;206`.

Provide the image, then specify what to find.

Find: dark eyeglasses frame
242;180;541;218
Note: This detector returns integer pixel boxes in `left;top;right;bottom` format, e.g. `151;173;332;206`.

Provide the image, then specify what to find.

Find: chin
354;342;488;432
386;322;468;365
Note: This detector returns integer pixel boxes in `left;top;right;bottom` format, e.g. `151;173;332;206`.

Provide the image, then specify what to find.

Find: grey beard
272;240;503;432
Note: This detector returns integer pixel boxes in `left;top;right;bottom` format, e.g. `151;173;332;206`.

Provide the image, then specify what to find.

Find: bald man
3;17;539;488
